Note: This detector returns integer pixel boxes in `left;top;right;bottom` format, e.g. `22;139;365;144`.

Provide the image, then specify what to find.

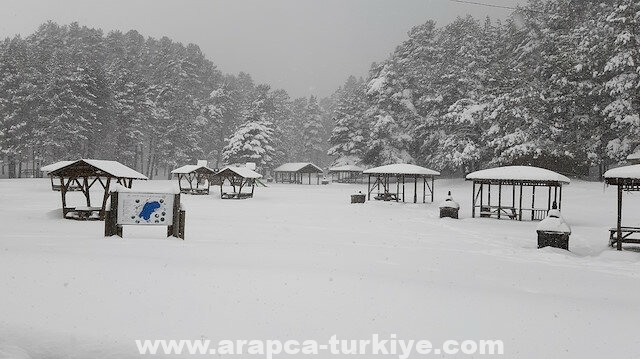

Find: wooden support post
547;186;552;211
105;191;120;237
367;174;371;201
413;175;417;203
519;183;523;221
512;184;516;208
402;175;405;202
422;177;426;203
83;176;91;206
60;177;67;218
431;177;434;202
472;181;476;218
487;183;491;209
100;177;112;220
559;186;563;210
532;185;536;220
617;184;623;251
169;194;181;238
498;183;502;219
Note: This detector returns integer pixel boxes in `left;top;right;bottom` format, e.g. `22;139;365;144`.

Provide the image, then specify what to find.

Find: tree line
2;0;639;179
0;22;331;178
327;0;640;176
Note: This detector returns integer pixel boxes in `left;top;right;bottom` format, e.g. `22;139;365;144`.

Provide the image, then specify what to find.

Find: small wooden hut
46;159;147;220
212;166;262;199
273;162;324;184
363;164;440;203
604;165;640;250
626;152;640;165
171;164;217;195
466;166;570;221
328;165;364;183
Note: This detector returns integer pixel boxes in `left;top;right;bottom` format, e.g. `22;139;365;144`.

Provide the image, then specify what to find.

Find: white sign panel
117;192;174;225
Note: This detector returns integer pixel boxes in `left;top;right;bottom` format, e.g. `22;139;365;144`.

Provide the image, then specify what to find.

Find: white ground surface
1;178;639;358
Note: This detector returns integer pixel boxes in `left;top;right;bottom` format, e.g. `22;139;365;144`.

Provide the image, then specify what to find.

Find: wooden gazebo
273;162;324;184
328;165;364;183
363;164;440;203
212;166;262;199
604;165;640;250
466;166;570;221
46;159;147;220
171;164;217;195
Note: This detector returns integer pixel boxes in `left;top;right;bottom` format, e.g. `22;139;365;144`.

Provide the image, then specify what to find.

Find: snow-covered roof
466;166;570;184
363;164;440;176
48;159;148;180
604;164;640;180
273;162;323;173
627;152;640;161
171;165;217;175
328;165;364;173
40;160;76;173
215;166;262;179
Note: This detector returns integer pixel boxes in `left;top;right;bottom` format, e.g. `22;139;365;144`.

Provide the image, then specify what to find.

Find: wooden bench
221;192;253;200
479;206;518;220
64;206;102;220
374;193;398;201
609;226;640;247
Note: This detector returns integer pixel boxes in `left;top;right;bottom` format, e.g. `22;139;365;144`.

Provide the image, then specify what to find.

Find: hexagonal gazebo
604;164;640;250
466;166;570;221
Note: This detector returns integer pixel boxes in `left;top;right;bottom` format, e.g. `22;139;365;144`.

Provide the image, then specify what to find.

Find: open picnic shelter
363;164;440;203
171;164;217;195
212;166;262;199
466;166;570;221
273;162;324;184
604;164;640;250
328;165;364;183
46;159;147;220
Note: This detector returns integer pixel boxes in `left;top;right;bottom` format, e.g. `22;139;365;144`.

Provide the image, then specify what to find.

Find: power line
448;0;520;11
448;0;545;14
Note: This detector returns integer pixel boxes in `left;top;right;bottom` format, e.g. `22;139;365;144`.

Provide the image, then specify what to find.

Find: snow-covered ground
1;178;639;358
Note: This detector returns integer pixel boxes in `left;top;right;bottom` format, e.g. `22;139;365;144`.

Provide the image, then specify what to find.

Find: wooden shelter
171;164;217;195
328;165;364;183
363;164;440;203
466;166;570;221
273;162;324;184
604;165;640;250
626;152;640;165
212;166;262;199
47;159;147;220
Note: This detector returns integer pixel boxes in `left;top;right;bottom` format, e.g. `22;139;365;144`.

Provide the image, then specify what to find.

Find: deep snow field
1;178;639;358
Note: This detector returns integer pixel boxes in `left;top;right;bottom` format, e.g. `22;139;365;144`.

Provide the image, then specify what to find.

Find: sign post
105;190;185;239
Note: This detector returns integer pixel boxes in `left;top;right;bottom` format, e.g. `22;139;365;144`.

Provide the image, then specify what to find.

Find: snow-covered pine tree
222;84;276;169
327;76;368;165
302;96;325;164
603;0;640;163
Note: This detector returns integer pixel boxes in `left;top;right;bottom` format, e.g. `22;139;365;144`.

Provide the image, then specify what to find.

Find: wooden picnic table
609;226;640;247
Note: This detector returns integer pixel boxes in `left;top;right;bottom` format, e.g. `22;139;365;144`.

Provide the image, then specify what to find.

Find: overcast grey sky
1;0;525;98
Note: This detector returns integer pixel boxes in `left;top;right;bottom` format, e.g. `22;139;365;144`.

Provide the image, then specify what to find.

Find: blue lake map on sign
118;193;173;226
139;201;161;221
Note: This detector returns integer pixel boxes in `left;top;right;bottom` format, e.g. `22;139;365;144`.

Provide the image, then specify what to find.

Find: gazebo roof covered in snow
273;162;323;173
171;164;217;175
40;160;76;174
329;165;364;173
214;166;263;179
604;165;640;185
466;166;570;185
363;164;440;177
48;159;147;180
